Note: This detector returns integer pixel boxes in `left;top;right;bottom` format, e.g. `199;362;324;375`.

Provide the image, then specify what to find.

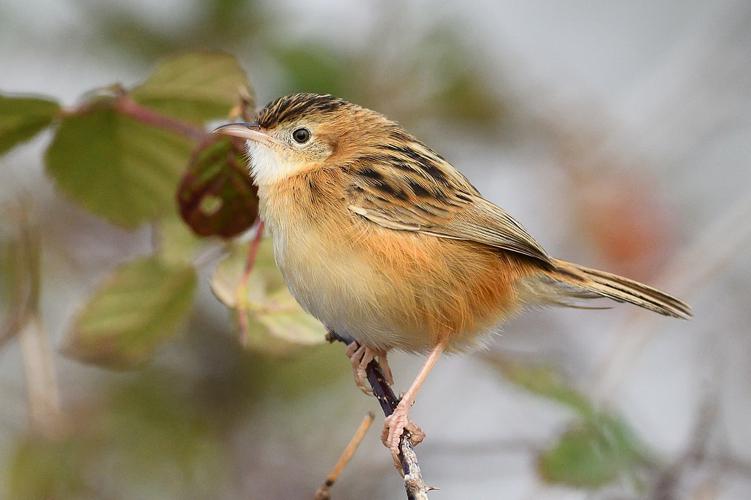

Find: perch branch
326;331;432;500
315;412;375;500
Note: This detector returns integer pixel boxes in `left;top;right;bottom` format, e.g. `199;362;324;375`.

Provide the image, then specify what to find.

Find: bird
215;92;691;458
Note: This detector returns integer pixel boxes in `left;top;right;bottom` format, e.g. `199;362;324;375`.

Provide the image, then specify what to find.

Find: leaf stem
235;221;264;346
114;95;207;141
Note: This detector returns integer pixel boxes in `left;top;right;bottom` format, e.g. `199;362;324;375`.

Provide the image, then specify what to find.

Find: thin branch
315;412;375;500
19;317;62;438
4;208;63;437
326;331;432;500
235;222;265;346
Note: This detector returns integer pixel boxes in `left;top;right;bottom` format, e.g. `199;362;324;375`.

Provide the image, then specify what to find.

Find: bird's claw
345;342;393;394
346;342;375;395
381;402;425;466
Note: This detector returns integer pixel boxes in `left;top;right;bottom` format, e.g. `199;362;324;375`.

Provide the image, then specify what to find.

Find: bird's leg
382;339;448;460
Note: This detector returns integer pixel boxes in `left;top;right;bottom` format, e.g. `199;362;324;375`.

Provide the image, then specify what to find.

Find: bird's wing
344;152;552;265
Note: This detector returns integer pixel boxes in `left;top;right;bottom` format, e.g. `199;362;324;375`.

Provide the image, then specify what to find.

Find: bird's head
215;93;392;186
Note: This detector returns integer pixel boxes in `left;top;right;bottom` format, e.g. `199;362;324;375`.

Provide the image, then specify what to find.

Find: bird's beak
212;122;277;146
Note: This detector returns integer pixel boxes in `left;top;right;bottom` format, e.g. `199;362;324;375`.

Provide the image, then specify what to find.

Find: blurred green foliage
538;417;646;489
485;354;650;489
77;0;268;59
62;256;197;367
9;371;228;500
0;96;60;155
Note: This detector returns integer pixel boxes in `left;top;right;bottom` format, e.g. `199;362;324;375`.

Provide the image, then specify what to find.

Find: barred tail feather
547;258;692;319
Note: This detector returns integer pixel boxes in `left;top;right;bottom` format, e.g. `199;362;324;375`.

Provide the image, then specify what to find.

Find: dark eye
292;127;311;144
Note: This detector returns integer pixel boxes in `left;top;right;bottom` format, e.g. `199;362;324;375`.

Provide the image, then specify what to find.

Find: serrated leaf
63;256;196;368
132;51;253;123
210;239;327;353
0;94;60;155
538;417;646;489
177;135;258;238
45;102;193;227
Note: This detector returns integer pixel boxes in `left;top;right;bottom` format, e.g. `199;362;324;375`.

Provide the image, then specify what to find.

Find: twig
326;331;432;500
4;208;62;437
19;317;62;438
235;222;264;345
315;412;375;500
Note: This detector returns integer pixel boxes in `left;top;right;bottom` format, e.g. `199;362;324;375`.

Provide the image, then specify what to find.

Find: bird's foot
345;342;392;394
381;402;425;464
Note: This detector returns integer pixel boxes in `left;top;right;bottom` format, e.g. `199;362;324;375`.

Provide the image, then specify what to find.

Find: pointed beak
212;122;277;146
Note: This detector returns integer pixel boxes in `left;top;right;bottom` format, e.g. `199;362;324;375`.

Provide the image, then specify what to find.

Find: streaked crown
257;93;352;129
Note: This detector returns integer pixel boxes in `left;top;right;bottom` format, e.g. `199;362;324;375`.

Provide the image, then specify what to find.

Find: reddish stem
236;221;265;345
115;96;207;141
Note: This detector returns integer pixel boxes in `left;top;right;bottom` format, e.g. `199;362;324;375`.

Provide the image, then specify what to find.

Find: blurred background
2;0;751;498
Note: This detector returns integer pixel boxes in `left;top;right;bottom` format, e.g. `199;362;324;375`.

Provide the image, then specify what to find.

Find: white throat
246;141;298;186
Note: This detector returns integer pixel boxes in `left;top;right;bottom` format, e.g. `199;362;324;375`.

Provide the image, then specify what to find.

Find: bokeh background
2;0;751;498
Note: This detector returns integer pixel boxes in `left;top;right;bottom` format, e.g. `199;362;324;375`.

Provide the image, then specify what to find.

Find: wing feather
344;142;551;265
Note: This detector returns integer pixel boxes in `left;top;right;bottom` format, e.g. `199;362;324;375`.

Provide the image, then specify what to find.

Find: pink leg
381;339;448;459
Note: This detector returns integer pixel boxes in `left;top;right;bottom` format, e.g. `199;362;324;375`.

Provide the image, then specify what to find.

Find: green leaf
177;135;258;238
45;102;193;227
538;417;646;489
157;214;204;265
0;94;60;155
250;288;329;346
131;51;253;123
62;256;197;368
210;239;327;354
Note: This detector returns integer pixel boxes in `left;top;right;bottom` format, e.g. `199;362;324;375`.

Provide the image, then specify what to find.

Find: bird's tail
540;258;692;319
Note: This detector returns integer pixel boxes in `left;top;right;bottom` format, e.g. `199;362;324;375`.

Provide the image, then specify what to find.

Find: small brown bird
216;93;691;457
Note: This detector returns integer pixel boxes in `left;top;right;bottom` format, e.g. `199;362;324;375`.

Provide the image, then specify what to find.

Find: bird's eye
292;127;311;144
